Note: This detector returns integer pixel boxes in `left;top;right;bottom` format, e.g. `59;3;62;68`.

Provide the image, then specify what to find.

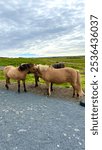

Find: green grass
0;70;5;80
0;56;85;89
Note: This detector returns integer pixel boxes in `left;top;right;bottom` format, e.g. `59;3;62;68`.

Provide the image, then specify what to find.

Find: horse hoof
77;93;79;97
35;85;38;88
72;94;75;98
47;92;51;96
48;93;51;96
5;84;9;90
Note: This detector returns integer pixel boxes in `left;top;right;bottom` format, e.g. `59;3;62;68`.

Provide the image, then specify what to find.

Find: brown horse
3;63;35;93
34;62;65;91
33;64;84;97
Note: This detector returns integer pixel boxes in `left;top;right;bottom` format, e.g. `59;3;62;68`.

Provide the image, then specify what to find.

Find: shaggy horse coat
34;62;65;91
3;63;34;93
33;65;84;97
51;62;65;91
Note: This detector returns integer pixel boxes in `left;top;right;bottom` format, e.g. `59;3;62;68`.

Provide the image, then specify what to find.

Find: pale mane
37;64;50;71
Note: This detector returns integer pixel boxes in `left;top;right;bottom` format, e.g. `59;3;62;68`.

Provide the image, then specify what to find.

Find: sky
0;0;85;58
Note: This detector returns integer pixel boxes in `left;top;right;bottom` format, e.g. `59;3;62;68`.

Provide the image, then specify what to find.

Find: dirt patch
0;81;85;103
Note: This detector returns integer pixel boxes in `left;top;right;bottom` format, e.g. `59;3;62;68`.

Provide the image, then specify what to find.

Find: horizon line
0;55;85;59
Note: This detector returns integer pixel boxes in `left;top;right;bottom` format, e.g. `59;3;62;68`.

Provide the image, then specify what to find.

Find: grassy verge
0;56;85;90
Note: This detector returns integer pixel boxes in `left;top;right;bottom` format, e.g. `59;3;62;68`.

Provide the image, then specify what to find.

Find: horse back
44;67;76;83
4;66;26;80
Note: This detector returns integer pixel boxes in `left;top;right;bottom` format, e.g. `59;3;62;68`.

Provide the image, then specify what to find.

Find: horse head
18;63;34;72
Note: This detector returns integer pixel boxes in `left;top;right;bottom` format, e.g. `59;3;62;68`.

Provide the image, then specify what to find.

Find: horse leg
71;83;77;97
5;80;9;90
77;93;79;97
72;83;80;98
22;80;27;92
18;81;20;93
46;82;51;96
34;74;39;87
51;83;53;91
72;86;75;97
5;77;10;90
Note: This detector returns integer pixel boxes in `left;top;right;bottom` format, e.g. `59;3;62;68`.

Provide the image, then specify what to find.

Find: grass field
0;56;85;89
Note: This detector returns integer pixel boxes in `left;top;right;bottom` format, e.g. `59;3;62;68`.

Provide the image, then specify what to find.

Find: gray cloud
0;0;85;57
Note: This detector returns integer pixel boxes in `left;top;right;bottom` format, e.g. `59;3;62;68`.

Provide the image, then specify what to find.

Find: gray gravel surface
0;89;85;150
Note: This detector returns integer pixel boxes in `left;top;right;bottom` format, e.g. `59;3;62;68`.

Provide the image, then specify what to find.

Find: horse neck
18;68;29;75
38;65;49;72
25;69;31;74
38;67;48;78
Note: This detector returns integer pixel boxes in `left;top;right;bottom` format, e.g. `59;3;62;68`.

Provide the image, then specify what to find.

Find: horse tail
76;71;84;97
76;71;81;87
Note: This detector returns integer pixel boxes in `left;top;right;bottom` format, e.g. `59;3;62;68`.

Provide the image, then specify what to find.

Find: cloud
0;0;85;57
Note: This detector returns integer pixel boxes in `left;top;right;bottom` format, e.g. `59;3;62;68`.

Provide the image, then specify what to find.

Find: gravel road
0;89;85;150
